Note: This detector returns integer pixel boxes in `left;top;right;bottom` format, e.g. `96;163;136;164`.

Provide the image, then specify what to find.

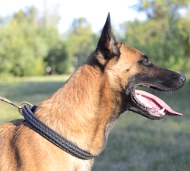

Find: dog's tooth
158;108;165;115
159;108;165;113
142;85;150;88
136;94;142;99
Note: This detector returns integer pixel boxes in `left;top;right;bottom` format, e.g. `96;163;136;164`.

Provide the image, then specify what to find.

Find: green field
0;76;190;171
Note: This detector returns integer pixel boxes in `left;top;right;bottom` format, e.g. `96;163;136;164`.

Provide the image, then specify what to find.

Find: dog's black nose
180;75;186;83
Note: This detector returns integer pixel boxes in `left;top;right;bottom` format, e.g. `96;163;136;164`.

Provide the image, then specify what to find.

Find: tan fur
3;16;185;169
0;44;145;170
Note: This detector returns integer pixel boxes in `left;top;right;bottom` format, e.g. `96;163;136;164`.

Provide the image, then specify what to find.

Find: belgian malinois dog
0;13;186;171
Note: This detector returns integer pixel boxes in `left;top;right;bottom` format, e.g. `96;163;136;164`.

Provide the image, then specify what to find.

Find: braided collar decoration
22;105;94;160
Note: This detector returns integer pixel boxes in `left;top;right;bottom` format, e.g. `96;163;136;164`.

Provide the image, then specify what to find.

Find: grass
0;75;190;170
0;75;69;123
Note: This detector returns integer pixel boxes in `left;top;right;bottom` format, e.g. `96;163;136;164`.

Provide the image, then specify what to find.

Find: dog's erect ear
96;13;120;65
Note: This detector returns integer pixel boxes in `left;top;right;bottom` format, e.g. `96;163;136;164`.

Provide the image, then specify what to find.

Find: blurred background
0;0;190;170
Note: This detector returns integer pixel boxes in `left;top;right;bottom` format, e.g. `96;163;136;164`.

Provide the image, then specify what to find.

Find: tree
0;22;46;77
134;0;189;20
44;41;71;74
0;6;70;77
65;18;98;69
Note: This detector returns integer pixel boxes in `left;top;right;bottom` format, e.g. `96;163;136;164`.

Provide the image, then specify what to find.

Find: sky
0;0;146;33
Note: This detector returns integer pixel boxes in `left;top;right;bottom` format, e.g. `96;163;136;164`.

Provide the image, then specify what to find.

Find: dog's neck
35;64;122;156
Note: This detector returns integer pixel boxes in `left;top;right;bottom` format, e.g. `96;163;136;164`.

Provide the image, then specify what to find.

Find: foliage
134;0;190;19
65;18;98;68
0;1;190;77
0;7;69;77
44;41;72;74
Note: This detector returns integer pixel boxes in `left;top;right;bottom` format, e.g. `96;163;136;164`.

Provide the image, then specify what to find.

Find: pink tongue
135;90;183;116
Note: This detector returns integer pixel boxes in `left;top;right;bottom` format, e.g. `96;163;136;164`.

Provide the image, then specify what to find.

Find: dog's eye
138;55;152;66
143;58;152;66
138;56;152;66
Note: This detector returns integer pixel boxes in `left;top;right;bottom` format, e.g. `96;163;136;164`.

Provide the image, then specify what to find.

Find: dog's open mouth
132;85;182;118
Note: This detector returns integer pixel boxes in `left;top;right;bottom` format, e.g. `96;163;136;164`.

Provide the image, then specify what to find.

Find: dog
0;13;186;171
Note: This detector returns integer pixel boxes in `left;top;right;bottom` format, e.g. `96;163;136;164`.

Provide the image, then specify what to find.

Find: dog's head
87;13;186;120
